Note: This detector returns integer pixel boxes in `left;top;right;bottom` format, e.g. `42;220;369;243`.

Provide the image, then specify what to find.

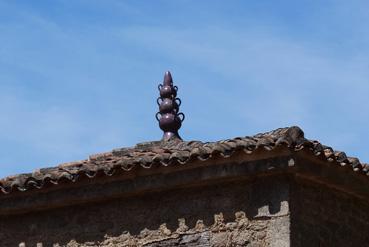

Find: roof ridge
0;126;367;195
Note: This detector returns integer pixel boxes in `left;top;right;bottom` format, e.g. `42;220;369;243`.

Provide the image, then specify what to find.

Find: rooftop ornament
156;71;185;141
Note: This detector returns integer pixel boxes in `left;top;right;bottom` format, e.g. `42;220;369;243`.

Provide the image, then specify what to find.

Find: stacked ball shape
156;71;185;141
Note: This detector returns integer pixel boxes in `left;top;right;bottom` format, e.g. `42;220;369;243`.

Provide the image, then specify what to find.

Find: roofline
0;126;368;196
1;146;369;216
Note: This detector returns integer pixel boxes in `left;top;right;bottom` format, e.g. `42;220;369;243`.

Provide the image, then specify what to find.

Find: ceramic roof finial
155;71;185;141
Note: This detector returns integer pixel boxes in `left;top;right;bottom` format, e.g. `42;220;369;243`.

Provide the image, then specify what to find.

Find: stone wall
0;176;290;247
291;180;369;247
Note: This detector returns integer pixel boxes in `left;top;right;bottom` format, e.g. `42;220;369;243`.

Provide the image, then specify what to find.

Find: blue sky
0;0;368;177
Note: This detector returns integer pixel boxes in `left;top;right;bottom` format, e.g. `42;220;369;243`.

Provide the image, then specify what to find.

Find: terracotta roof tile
0;126;367;194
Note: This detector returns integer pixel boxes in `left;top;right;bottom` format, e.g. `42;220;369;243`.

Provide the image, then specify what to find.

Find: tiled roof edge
0;126;368;194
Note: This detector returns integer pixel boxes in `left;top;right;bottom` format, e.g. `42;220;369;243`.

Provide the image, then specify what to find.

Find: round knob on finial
155;71;185;141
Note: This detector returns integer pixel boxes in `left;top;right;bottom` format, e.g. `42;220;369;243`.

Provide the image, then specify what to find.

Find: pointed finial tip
164;71;173;85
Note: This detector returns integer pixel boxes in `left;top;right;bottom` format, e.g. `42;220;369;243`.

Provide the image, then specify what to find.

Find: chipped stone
288;158;295;167
194;220;206;232
159;223;171;236
176;218;189;233
211;213;226;232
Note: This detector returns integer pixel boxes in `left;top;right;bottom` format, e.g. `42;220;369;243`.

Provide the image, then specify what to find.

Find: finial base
162;132;182;141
